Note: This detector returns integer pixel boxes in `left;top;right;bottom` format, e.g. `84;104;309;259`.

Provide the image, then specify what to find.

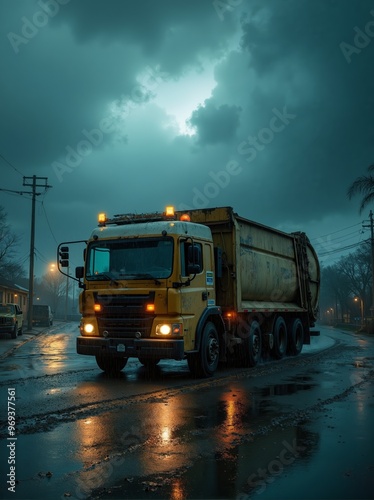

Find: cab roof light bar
98;206;178;227
97;206;193;226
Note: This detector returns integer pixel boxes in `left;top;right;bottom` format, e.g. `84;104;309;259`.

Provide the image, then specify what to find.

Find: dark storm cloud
0;0;237;172
1;25;138;169
188;101;242;145
195;0;374;224
52;0;237;73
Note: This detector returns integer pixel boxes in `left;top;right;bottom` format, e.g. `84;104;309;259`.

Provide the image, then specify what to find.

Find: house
0;276;28;314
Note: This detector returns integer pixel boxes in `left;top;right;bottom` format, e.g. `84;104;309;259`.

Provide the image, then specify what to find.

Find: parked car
32;305;53;327
0;304;23;338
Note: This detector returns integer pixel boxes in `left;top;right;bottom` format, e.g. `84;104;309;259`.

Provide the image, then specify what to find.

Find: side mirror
75;266;84;279
187;244;202;275
187;263;201;274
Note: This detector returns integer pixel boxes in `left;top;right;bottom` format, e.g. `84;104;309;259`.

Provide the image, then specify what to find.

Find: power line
314;231;366;254
318;238;369;257
41;200;58;244
0;187;33;198
0;153;24;177
321;228;366;244
310;222;363;242
34;247;50;265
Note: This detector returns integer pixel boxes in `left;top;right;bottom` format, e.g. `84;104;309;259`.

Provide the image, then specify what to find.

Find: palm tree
347;164;374;213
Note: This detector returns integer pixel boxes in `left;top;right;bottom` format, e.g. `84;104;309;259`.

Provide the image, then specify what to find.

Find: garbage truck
58;206;320;377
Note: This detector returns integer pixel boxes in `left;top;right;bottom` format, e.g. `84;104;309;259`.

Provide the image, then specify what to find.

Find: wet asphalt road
0;323;373;500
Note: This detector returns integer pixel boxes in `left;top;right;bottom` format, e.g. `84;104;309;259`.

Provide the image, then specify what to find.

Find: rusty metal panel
238;220;298;303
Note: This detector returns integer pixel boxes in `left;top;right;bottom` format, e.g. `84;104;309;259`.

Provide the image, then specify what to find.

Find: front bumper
0;325;14;333
77;336;185;360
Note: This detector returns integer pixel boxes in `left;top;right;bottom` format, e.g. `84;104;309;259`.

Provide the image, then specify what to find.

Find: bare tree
0;206;25;280
37;270;66;315
320;265;350;322
336;244;371;309
321;243;371;323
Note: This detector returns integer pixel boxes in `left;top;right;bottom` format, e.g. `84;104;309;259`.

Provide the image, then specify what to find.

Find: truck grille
93;292;155;338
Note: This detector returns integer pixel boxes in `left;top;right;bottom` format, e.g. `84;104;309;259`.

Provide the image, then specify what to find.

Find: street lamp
326;308;334;325
354;297;364;325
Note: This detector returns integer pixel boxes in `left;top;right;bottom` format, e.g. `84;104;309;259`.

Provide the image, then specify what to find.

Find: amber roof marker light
98;213;107;226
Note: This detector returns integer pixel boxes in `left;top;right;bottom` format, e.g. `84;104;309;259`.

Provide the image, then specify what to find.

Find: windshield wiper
128;273;162;285
89;272;120;286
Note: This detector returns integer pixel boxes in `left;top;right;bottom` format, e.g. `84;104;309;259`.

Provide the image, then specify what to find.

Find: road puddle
100;423;318;499
352;357;373;369
260;381;315;396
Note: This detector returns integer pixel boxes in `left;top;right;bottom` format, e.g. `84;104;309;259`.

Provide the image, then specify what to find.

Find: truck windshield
0;305;12;313
85;237;173;281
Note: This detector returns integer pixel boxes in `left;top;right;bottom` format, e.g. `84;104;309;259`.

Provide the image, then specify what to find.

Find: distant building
0;276;28;313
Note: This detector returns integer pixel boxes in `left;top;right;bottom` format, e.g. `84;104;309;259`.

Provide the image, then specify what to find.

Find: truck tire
138;358;160;368
289;318;304;356
272;316;288;359
11;324;17;339
95;355;128;374
246;320;262;367
187;322;220;378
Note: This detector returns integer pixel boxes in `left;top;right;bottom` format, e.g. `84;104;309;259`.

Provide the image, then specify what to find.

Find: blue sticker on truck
206;271;214;286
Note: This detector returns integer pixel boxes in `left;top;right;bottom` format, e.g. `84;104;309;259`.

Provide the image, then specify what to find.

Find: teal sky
1;0;373;276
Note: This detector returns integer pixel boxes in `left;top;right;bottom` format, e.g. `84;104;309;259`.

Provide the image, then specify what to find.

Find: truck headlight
83;323;95;334
156;323;182;335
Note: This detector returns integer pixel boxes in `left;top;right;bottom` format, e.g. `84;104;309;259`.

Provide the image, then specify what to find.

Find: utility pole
363;210;374;319
23;176;52;331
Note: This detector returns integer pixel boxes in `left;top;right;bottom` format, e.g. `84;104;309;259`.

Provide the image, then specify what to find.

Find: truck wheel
11;324;17;339
289;318;304;356
18;325;23;336
188;322;220;378
138;358;160;368
95;355;128;374
272;316;288;359
246;320;262;367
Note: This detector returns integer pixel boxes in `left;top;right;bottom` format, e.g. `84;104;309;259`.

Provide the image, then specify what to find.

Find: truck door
180;240;215;351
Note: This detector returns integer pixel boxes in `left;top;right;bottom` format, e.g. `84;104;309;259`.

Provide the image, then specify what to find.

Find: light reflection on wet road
0;323;373;499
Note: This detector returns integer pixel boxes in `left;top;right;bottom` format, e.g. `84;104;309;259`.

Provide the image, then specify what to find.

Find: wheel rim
252;333;261;355
207;334;219;365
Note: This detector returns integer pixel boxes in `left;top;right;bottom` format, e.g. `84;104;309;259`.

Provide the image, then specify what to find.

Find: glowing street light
326;307;334;325
354;297;364;325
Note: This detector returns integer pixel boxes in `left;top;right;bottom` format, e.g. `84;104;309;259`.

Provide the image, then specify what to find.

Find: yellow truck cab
69;208;224;377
